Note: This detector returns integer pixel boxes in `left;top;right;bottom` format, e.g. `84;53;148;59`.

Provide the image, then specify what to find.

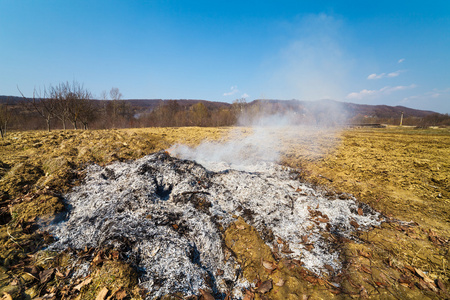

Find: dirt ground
0;126;448;299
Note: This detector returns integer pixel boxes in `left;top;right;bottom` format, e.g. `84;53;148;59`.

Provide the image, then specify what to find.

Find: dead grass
0;126;449;299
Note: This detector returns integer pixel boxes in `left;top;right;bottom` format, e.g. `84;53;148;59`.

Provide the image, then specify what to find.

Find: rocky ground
0;126;449;299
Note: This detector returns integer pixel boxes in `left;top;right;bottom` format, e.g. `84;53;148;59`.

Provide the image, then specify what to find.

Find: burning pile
49;151;383;298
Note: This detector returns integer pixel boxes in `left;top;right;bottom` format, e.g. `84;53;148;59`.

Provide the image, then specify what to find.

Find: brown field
0;126;449;299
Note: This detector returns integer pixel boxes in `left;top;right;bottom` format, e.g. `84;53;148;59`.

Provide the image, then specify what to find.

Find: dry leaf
92;252;103;266
257;280;272;294
55;270;65;278
199;288;215;300
415;268;434;285
39;268;54;284
301;235;308;243
360;264;372;274
281;244;294;254
404;265;415;273
375;281;386;287
2;293;13;300
114;290;127;300
317;278;326;286
358;207;363;215
275;278;285;287
324;264;334;272
277;237;283;244
398;276;411;285
293;259;303;267
399;282;410;288
416;279;429;291
305;244;314;251
436;279;446;292
305;276;317;284
95;287;109;300
10;279;19;286
350;220;359;229
330;290;341;295
262;260;276;271
357;249;372;258
74;277;92;290
243;290;254;300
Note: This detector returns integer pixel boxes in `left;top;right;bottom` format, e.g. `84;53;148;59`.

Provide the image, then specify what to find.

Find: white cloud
398;58;405;63
241;93;249;98
346;89;377;99
368;70;403;80
382;84;416;93
223;85;239;96
387;71;400;77
367;73;386;80
346;84;416;100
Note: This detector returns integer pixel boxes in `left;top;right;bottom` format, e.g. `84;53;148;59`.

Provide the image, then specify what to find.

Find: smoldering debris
50;151;383;299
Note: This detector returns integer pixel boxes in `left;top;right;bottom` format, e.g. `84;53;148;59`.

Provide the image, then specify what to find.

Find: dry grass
0;126;449;299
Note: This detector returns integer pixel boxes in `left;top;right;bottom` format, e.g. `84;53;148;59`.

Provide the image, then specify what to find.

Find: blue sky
1;1;449;113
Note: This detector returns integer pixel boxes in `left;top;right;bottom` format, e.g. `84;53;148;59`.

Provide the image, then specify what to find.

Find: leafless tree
19;86;57;132
0;102;11;138
49;82;70;130
109;87;122;128
79;99;97;130
109;87;122;102
191;102;210;126
66;82;93;130
20;81;95;131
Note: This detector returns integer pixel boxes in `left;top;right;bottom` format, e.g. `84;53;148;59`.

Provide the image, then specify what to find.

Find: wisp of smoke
169;101;348;171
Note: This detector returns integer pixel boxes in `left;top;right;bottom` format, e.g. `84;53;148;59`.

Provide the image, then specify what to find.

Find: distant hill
248;99;437;119
125;99;231;112
0;95;441;120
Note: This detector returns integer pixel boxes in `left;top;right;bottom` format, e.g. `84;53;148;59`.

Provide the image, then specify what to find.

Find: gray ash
49;151;383;299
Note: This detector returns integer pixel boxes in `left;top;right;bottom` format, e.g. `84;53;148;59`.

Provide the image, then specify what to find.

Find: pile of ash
49;151;383;299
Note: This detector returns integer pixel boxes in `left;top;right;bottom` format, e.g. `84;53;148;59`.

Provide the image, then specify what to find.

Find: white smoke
169;103;346;172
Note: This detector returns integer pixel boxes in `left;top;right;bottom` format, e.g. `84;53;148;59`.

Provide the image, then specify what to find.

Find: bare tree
0;102;11;138
66;82;93;130
109;87;122;128
20;82;95;131
19;87;57;132
191;102;210;126
109;87;122;102
79;99;97;130
49;82;70;130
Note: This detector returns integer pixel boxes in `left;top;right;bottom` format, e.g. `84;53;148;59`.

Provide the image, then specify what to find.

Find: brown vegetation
0;126;449;299
1;90;449;136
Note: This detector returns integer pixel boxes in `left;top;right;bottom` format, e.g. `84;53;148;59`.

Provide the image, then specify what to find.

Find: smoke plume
169;101;347;171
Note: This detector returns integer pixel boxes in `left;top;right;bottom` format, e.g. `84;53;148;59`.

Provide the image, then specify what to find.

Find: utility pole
400;111;404;126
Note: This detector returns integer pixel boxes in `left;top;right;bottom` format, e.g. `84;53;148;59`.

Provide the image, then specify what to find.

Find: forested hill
0;96;439;118
248;99;437;119
1;96;448;131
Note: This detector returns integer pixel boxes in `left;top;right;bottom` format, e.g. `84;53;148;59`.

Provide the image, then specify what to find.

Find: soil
0;126;449;299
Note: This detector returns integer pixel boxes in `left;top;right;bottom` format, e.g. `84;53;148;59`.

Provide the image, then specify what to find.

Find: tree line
0;82;245;136
1;81;449;137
